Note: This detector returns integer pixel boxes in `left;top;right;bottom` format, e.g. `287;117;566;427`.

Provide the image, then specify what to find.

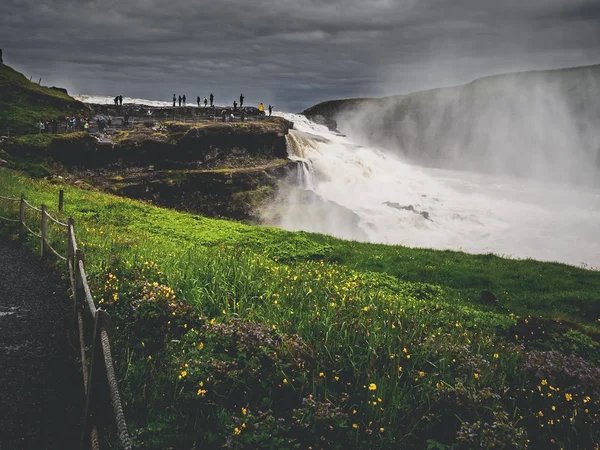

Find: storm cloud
1;0;599;111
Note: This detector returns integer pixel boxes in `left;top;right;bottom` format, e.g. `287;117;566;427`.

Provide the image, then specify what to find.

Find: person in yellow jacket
258;103;264;113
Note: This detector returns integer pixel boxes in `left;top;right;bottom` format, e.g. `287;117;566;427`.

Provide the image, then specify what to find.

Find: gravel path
0;238;82;449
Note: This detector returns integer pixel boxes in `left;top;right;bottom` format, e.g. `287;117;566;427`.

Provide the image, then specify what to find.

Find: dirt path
0;238;82;449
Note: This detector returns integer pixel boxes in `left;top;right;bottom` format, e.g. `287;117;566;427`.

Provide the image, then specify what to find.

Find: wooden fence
0;192;131;450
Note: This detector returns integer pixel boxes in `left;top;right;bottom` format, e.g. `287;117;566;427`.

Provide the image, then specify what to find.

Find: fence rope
45;211;68;228
101;329;133;450
22;198;42;212
46;241;67;261
0;214;19;222
0;195;20;202
0;192;130;449
22;221;41;238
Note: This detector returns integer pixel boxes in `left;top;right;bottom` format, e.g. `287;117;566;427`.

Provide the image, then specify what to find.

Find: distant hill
0;63;87;135
303;64;600;185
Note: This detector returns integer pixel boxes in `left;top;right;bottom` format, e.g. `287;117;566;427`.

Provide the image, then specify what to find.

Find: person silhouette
210;93;214;107
183;95;186;106
119;95;123;106
239;94;244;108
178;95;182;107
173;94;176;107
197;96;200;107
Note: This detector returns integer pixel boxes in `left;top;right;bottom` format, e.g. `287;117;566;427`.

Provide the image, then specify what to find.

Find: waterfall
286;132;316;190
270;113;600;268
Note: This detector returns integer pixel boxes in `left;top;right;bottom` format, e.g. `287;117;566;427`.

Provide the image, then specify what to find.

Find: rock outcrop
3;116;298;221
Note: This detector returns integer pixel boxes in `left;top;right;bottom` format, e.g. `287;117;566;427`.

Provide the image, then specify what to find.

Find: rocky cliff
303;64;600;185
3;110;298;220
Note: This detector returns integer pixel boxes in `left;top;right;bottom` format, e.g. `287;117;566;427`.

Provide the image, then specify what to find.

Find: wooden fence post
75;249;85;305
81;310;101;450
19;193;25;238
58;190;64;212
67;218;75;265
40;204;48;258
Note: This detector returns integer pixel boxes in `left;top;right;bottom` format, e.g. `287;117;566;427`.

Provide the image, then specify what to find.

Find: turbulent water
73;95;600;268
74;94;174;107
269;113;600;269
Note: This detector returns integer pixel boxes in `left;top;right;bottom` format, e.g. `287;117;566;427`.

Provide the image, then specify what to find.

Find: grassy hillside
1;169;599;449
0;63;87;135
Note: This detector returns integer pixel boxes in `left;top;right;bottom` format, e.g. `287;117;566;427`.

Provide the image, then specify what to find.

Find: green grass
0;169;599;449
0;63;87;135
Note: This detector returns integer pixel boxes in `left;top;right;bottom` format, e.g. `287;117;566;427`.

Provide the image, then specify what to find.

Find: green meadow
0;169;599;449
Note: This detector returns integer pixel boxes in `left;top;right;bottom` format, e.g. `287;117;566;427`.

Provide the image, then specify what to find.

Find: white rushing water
269;113;600;269
73;95;600;268
74;94;174;107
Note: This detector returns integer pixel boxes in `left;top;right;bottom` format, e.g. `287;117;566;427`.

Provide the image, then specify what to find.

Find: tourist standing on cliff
119;95;123;106
258;103;265;115
178;95;182;107
268;105;273;116
173;94;176;107
183;95;186;106
210;93;214;107
197;96;200;107
239;94;244;108
233;101;237;111
204;97;208;107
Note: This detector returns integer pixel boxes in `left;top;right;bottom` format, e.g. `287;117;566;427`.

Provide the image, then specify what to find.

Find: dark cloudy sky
2;0;600;111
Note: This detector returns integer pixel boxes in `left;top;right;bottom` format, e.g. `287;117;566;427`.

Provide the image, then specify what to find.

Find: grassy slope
0;169;597;324
0;63;87;135
1;169;599;448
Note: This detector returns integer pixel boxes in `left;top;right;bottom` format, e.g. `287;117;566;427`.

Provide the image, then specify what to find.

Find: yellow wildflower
352;423;359;429
368;383;377;391
565;393;573;401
